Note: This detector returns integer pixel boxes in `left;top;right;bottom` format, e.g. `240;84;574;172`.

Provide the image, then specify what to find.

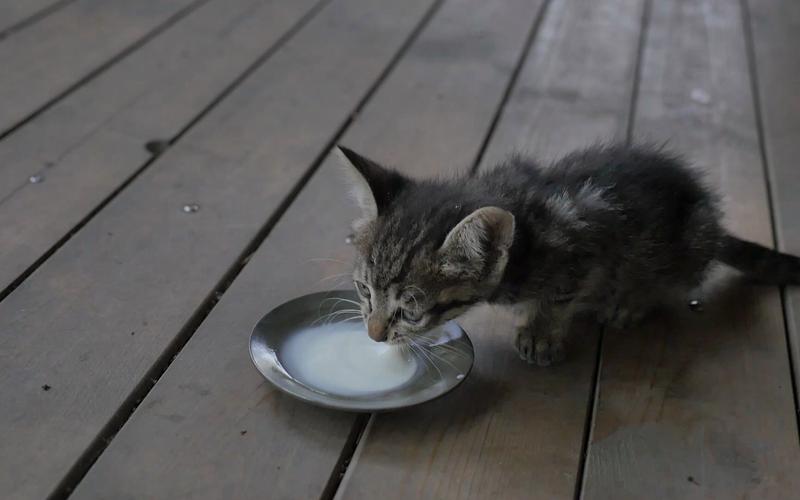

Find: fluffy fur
337;144;800;366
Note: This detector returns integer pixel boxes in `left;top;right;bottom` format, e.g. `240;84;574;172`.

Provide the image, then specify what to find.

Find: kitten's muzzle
367;317;389;342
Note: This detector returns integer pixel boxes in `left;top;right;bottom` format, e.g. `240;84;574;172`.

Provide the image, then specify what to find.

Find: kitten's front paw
515;329;565;367
533;337;565;367
609;306;631;329
605;305;646;330
515;328;535;363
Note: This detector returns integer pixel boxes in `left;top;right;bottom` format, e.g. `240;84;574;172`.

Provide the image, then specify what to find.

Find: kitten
336;144;800;366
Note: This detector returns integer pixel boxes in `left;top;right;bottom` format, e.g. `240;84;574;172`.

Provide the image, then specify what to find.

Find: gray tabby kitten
336;144;800;366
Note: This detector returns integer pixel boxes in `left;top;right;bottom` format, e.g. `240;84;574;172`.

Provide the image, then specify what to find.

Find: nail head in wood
690;88;711;104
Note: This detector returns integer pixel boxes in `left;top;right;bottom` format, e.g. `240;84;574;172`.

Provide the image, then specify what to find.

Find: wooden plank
336;1;645;499
746;0;800;406
0;0;321;296
0;0;201;135
69;0;550;497
0;0;436;498
582;0;800;498
0;0;67;36
479;0;640;167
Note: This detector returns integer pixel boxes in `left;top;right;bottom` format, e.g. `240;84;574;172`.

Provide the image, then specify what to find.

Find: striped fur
337;144;800;364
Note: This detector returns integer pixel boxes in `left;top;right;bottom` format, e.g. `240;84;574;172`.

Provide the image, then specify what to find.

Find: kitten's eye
400;308;423;324
355;281;371;298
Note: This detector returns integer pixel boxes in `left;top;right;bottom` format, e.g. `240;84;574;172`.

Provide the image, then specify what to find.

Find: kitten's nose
367;317;388;342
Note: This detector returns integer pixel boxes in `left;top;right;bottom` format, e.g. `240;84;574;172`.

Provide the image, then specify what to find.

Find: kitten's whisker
415;333;471;348
330;277;351;288
338;298;362;306
421;346;462;373
322;313;362;325
310;309;362;326
317;272;352;284
413;337;471;358
422;346;470;361
409;339;444;378
316;298;362;317
409;343;442;381
320;309;361;322
405;286;426;310
320;297;362;308
309;257;349;264
406;285;427;300
312;307;360;319
326;315;363;326
419;350;444;382
410;336;465;370
316;291;347;319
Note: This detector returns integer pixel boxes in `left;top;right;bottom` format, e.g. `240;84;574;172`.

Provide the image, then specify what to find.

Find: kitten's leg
533;302;576;366
512;300;539;363
516;301;574;367
604;291;654;329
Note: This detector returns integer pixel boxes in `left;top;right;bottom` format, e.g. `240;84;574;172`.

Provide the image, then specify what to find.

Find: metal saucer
249;290;474;412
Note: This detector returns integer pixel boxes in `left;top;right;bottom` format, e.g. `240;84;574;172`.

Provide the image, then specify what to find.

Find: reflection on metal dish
249;290;474;412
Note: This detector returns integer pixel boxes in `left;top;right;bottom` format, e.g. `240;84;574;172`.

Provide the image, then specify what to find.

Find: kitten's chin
385;333;408;346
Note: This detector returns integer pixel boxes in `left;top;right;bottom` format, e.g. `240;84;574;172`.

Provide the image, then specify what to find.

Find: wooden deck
1;0;798;498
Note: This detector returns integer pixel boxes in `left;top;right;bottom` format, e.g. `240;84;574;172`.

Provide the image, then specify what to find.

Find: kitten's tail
718;234;800;285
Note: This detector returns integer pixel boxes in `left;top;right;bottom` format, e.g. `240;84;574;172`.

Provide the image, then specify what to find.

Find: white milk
281;322;417;396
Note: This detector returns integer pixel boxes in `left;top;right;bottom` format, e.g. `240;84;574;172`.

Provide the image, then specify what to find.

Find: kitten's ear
336;145;409;225
439;207;515;279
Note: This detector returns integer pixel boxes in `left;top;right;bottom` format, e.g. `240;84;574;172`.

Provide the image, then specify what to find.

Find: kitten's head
336;146;515;344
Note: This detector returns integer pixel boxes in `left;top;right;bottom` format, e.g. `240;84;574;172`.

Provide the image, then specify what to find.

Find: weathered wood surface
0;0;436;497
0;0;201;135
0;0;66;36
746;0;800;405
71;0;551;497
582;0;800;498
479;0;641;167
336;1;645;499
0;0;798;497
0;0;320;295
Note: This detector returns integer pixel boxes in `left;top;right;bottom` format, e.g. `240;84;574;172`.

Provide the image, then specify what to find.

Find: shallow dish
249;290;474;412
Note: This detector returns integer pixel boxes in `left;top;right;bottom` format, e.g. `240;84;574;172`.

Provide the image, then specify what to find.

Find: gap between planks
572;1;653;498
321;414;372;500
0;0;76;40
468;0;553;175
580;0;800;496
45;0;336;496
0;0;211;141
0;0;332;305
51;1;446;497
738;0;800;440
318;1;627;497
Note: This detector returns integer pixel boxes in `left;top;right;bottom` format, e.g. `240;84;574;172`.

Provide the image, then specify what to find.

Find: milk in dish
281;322;417;396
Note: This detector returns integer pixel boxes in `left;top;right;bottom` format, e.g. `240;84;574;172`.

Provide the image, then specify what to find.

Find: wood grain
0;0;434;498
479;0;642;167
745;0;800;408
337;1;645;499
582;0;800;498
0;0;319;294
0;0;199;134
70;0;549;497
